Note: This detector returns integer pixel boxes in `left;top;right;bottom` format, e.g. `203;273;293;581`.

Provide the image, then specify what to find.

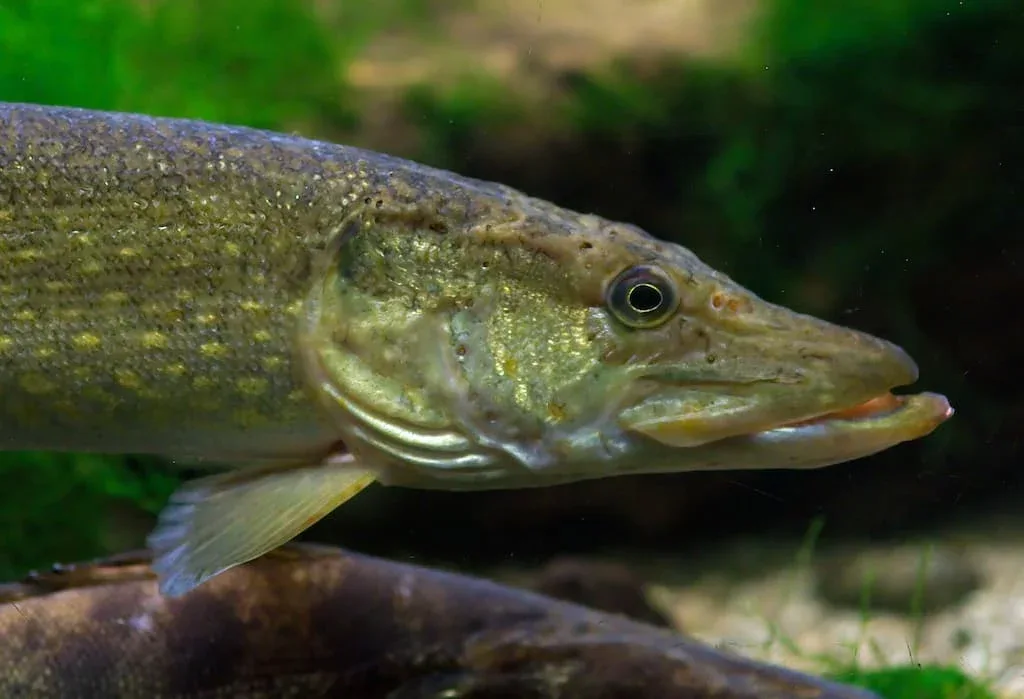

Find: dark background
0;0;1019;578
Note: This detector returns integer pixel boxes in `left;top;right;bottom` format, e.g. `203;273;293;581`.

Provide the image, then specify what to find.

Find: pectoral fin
148;455;376;598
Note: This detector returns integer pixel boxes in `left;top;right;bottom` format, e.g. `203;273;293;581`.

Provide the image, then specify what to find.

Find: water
0;0;1017;697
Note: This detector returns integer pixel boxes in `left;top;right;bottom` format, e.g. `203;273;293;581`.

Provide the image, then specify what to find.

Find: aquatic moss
833;665;997;699
0;0;354;130
0;452;178;580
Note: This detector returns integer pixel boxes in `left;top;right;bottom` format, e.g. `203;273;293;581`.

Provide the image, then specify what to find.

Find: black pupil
627;282;663;313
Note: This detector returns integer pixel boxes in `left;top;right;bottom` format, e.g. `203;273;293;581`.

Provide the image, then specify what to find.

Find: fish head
304;182;952;485
590;229;954;472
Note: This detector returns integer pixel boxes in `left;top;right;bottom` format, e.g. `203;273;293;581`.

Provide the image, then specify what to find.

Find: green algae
834;665;998;699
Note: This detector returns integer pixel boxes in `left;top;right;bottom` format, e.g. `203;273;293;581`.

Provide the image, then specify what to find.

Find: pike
0;103;953;597
0;544;882;699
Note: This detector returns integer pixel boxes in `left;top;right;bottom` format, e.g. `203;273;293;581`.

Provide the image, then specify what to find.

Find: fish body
0;103;442;463
0;103;953;596
0;544;883;699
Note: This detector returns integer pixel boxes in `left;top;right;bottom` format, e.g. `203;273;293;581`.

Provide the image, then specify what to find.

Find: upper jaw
615;324;951;453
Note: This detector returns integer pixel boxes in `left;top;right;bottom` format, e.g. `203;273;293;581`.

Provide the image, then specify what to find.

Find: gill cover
300;208;646;482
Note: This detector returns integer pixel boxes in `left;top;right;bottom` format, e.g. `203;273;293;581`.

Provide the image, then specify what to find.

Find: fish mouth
616;308;955;469
624;389;953;472
780;390;947;427
623;387;953;447
767;390;953;439
737;390;955;470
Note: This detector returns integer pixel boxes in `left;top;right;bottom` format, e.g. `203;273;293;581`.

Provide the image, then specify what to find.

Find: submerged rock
812;543;983;615
529;555;675;628
0;543;880;699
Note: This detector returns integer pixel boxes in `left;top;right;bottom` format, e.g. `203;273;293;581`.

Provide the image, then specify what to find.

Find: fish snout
776;313;922;412
870;335;919;388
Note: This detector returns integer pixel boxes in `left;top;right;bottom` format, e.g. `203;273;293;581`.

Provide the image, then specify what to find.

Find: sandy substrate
648;541;1024;698
483;504;1024;698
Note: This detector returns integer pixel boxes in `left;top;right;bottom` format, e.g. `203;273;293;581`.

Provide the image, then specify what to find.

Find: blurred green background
0;0;1019;584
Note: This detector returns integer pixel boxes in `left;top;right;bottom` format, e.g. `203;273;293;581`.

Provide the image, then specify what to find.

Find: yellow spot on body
252;330;273;343
141;331;168;349
104;291;129;304
547;402;568;422
176;290;194;301
72;333;102;351
81;260;103;274
0;209;10;222
240;300;263;312
0;337;11;353
224;242;242;257
163;363;187;377
236;377;268;396
34;347;55;359
13;249;40;262
514;384;529;408
58;309;83;321
197;313;218;325
20;373;56;394
13;309;35;322
119;247;138;258
44;281;69;292
115;369;142;390
200;342;229;358
261;356;284;371
502;358;518;377
284;301;303;317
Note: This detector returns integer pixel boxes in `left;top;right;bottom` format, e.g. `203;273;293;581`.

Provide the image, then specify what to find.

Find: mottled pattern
0;103;583;462
0;544;882;699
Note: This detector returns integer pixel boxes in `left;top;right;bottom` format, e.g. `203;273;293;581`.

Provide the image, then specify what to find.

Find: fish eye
605;265;679;328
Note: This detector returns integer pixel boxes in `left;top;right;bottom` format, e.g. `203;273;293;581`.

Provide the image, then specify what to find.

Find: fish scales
0;103;517;460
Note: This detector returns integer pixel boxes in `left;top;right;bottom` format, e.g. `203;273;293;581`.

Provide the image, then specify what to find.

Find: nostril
710;291;752;314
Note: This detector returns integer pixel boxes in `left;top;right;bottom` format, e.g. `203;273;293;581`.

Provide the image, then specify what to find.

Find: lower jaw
663;391;955;472
782;392;907;428
761;391;953;441
622;390;953;459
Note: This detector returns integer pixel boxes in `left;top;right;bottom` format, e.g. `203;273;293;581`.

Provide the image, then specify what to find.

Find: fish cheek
312;217;614;465
456;289;609;432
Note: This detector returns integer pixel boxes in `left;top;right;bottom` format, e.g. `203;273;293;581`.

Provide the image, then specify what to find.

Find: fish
0;543;884;699
0;102;954;597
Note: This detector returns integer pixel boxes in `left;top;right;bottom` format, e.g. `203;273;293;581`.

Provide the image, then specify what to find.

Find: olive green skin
0;102;943;492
